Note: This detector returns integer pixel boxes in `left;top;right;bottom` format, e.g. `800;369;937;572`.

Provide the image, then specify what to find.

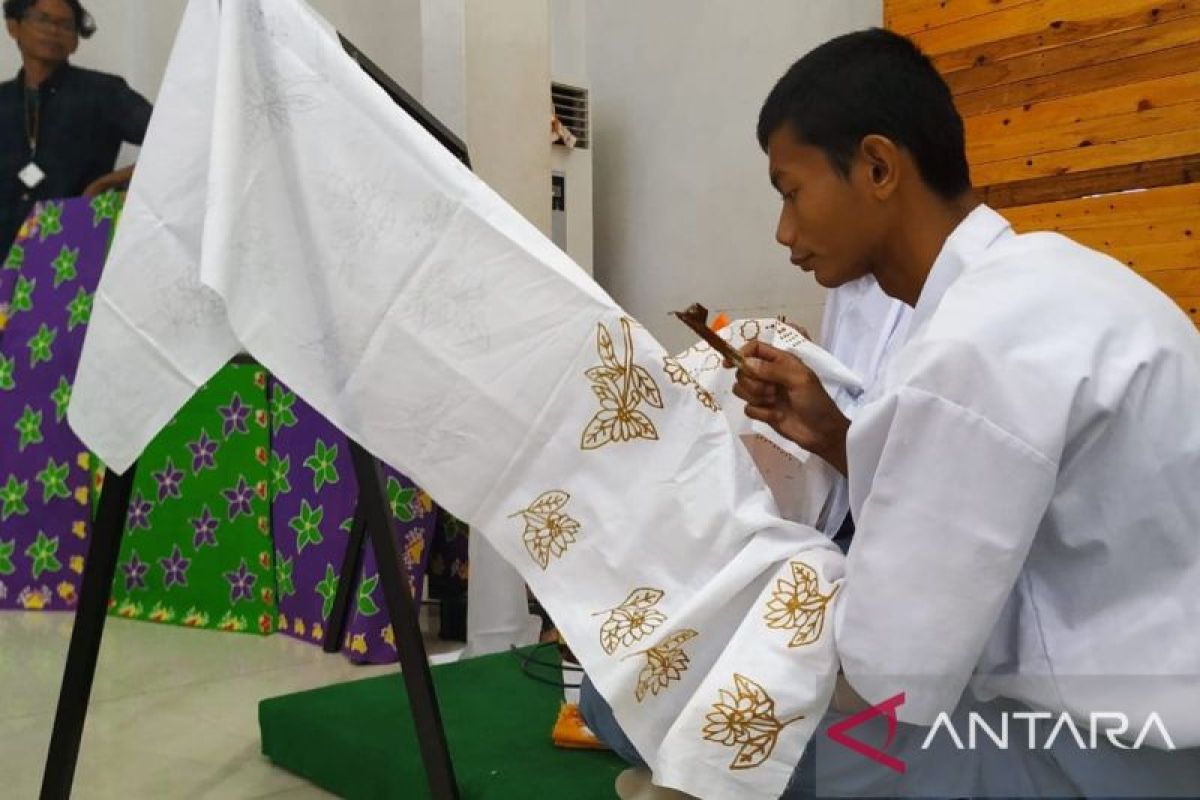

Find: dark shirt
0;63;152;247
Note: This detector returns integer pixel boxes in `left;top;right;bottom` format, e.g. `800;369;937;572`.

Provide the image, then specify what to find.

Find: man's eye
780;190;798;201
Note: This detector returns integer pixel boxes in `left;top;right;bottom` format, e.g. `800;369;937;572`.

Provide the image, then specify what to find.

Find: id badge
18;161;45;189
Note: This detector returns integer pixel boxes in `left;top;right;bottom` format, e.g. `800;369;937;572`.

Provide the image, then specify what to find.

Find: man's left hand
83;165;135;197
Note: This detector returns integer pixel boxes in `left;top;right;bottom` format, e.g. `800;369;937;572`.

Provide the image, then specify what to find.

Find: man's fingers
731;378;775;406
743;351;817;392
742;402;783;427
740;338;790;363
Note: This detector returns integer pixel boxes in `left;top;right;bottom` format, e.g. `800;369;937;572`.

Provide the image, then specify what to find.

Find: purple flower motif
218;394;250;438
224;558;257;603
152;457;184;502
222;477;254;520
190;505;219;549
187;429;218;474
126;492;152;531
121;551;148;591
159;544;191;589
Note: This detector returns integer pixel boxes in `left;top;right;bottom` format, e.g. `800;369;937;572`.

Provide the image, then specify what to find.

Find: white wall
550;0;592;274
0;0;424;166
586;0;883;353
464;0;551;235
420;0;467;141
0;0;422;100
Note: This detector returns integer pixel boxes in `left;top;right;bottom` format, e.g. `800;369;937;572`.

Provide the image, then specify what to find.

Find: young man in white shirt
734;26;1200;798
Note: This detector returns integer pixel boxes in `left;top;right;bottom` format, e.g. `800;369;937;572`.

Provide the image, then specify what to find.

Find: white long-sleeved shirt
818;275;911;535
837;205;1200;747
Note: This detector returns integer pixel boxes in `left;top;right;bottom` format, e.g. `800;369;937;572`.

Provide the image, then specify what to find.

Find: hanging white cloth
67;1;846;796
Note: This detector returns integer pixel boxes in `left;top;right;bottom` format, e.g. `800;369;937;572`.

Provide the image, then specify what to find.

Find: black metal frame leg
40;463;138;800
348;441;459;800
322;501;368;653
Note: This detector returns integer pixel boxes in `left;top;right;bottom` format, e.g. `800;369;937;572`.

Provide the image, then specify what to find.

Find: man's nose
775;208;795;248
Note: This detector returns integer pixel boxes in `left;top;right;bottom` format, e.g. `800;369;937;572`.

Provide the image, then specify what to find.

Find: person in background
0;0;151;248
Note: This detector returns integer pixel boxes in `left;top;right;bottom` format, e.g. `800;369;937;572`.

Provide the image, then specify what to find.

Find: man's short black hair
4;0;95;39
757;28;970;201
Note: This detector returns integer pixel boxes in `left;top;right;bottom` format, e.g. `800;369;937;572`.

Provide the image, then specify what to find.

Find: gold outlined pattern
509;490;581;569
662;355;721;413
702;673;805;770
582;318;663;449
625;628;699;702
763;560;839;647
593;587;668;655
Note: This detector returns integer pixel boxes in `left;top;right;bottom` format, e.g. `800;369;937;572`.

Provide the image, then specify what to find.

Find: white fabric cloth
67;2;844;796
672;318;853;525
819;275;910;411
817;276;911;536
836;205;1200;746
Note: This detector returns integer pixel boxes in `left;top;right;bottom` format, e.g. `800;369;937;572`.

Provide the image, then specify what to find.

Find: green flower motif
90;190;120;226
276;551;296;598
271;454;292;496
10;276;34;315
50;375;71;422
289;499;325;553
0;354;14;391
387;477;416;523
357;574;380;616
51;245;79;288
15;405;43;451
66;287;93;331
304;439;339;492
37;201;63;241
339;515;355;534
27;323;56;367
35;457;70;503
25;531;61;578
3;243;23;271
0;475;29;520
0;539;14;575
315;563;339;620
271;389;298;432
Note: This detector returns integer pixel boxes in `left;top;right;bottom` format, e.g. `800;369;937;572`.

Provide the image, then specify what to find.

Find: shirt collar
15;61;71;92
908;203;1012;334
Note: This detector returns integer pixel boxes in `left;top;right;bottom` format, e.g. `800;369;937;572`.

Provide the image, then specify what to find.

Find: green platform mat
259;646;626;798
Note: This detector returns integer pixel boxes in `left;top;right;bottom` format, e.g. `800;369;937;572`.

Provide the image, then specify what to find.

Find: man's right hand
730;339;850;476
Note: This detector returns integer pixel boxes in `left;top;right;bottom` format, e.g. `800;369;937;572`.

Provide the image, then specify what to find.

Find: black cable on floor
509;642;582;690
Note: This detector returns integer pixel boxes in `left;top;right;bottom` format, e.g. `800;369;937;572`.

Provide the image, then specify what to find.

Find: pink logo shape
826;692;907;774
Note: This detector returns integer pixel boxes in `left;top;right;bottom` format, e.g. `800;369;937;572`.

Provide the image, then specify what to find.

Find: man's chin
813;271;849;289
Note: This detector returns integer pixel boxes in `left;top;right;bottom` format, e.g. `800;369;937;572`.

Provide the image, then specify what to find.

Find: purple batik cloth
0;195;120;610
269;378;436;663
0;196;123;609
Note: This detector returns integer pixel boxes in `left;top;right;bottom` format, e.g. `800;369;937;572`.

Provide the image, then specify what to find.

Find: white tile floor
0;610;463;798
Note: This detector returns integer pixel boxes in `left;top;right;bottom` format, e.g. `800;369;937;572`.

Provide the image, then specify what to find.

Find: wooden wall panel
999;182;1200;228
944;15;1200;96
953;41;1200;116
886;0;1200;325
886;0;1038;35
963;72;1200;163
916;0;1196;68
972;128;1200;185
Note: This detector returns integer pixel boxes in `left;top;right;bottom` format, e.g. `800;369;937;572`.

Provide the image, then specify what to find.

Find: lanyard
24;89;40;157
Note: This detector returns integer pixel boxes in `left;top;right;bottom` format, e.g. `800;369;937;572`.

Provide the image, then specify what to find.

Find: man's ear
857;134;901;201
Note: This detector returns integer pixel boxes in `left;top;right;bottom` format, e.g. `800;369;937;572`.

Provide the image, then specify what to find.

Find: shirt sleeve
835;383;1058;725
108;78;154;146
